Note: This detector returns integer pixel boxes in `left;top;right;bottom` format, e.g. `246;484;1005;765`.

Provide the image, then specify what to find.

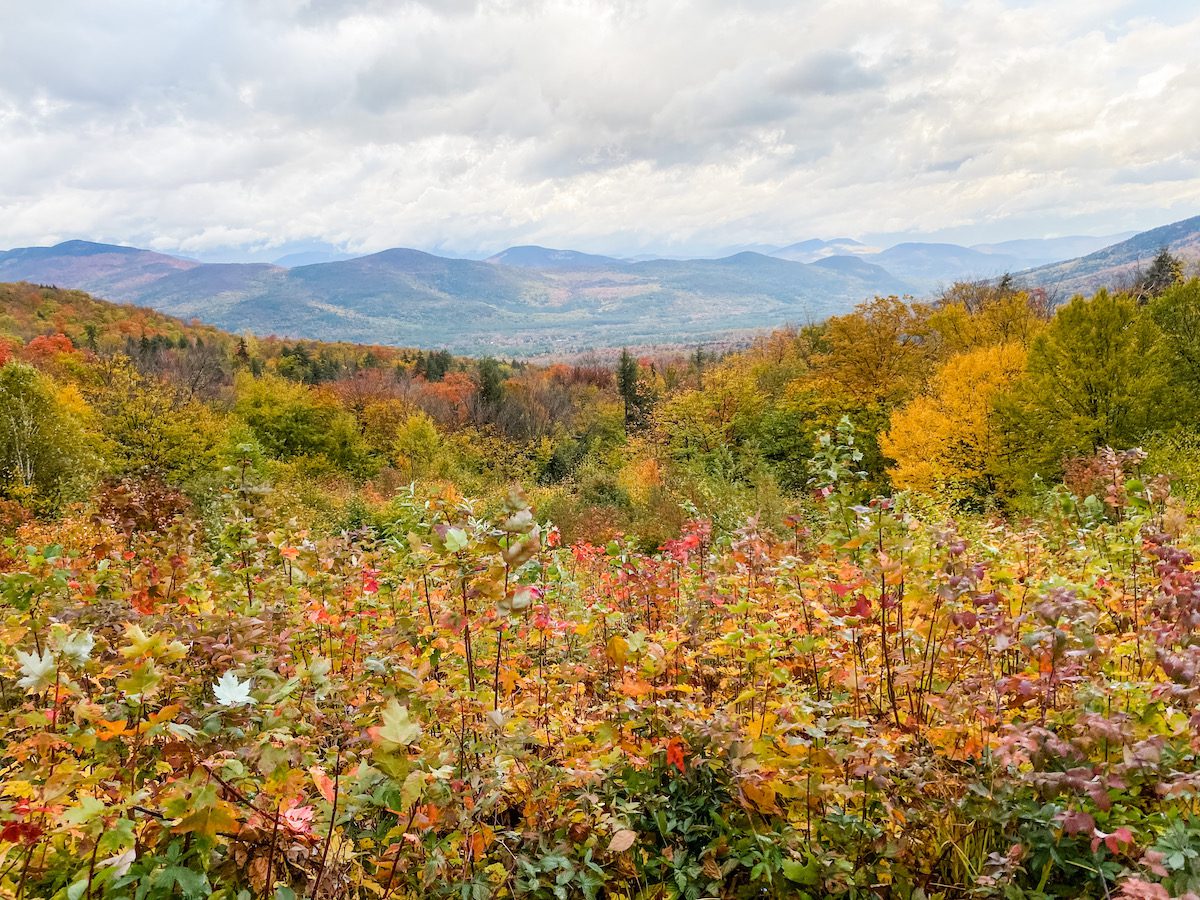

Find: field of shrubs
3;440;1199;900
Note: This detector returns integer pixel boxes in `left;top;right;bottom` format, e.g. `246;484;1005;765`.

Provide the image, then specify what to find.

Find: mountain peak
486;245;623;269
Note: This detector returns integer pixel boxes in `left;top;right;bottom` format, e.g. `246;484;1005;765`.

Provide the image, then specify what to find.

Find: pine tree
1138;248;1184;302
617;348;642;432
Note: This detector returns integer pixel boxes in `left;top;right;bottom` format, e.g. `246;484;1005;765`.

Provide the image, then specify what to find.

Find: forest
2;251;1200;899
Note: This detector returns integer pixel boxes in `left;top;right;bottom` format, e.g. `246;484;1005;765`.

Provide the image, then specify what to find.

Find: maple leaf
212;671;256;707
282;804;315;835
174;801;239;838
52;628;94;667
400;770;425;811
15;648;56;693
665;737;687;774
370;699;422;753
98;848;136;878
95;719;129;741
309;766;336;804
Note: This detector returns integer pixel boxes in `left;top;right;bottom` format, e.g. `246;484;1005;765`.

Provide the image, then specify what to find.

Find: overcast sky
1;0;1197;261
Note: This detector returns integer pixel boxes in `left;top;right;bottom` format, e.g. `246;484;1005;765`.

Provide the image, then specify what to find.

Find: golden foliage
883;343;1027;502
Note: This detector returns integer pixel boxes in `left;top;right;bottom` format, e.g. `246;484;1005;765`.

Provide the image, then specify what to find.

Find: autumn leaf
619;675;652;698
174;801;239;838
212;671;256;707
666;737;687;774
370;699;422;752
309;766;336;804
15;648;56;692
608;829;637;853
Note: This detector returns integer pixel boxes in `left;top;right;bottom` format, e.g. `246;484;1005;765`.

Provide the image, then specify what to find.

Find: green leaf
400;770;425;810
53;628;95;667
782;857;818;885
444;527;469;553
62;796;107;826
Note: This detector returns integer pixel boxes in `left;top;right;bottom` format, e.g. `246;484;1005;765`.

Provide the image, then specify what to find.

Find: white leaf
15;648;56;692
98;848;135;878
212;671;256;707
56;630;95;667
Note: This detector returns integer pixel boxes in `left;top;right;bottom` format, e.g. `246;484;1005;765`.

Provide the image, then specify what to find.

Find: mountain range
1013;215;1200;297
0;217;1195;355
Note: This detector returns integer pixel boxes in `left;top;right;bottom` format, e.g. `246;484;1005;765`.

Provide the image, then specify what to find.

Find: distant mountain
810;255;900;281
486;246;624;269
859;242;1023;288
971;234;1135;268
0;240;198;296
1016;215;1200;297
771;238;874;263
5;221;1176;355
274;250;356;267
0;240;912;355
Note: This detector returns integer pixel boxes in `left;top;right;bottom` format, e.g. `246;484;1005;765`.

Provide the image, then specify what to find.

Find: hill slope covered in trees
4;274;1200;898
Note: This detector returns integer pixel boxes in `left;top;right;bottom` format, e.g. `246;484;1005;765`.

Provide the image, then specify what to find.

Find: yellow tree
882;343;1027;503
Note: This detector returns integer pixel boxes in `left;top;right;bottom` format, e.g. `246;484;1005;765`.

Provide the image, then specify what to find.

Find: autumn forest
3;253;1200;900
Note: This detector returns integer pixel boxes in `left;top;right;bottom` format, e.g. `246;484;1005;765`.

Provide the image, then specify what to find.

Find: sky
1;0;1198;262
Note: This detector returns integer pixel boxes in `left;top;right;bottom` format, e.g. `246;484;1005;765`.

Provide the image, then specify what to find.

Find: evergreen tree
478;357;504;409
617;348;643;432
1138;247;1185;301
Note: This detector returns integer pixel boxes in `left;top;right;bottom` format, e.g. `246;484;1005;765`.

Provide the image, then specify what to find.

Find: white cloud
0;0;1197;258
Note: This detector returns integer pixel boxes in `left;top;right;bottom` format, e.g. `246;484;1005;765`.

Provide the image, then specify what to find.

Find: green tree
83;356;225;490
477;357;505;410
996;290;1175;490
0;363;97;512
1148;277;1200;399
233;373;372;475
617;349;646;432
393;411;450;481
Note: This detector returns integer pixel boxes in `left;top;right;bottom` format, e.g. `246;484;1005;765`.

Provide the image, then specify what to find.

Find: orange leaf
95;719;129;741
620;676;652;698
309;766;335;805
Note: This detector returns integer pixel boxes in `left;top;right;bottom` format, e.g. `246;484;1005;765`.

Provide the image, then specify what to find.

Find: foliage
0;363;98;512
1;443;1198;898
4;278;1200;898
883;343;1026;505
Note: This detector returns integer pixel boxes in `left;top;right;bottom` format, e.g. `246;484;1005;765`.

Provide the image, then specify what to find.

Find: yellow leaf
174;800;238;838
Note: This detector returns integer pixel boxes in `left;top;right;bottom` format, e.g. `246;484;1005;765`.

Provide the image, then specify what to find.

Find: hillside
0;241;913;354
0;240;198;296
1016;214;1200;296
0;280;225;350
5;274;1200;900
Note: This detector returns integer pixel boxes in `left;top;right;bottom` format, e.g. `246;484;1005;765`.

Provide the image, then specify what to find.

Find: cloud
0;0;1197;258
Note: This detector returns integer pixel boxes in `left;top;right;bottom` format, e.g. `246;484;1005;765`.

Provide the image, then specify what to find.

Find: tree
83;356;225;489
233;373;372;474
0;362;97;511
882;344;1026;504
1148;278;1200;400
477;357;505;410
995;290;1175;488
1137;248;1185;302
616;349;646;432
813;297;933;406
393;411;450;482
